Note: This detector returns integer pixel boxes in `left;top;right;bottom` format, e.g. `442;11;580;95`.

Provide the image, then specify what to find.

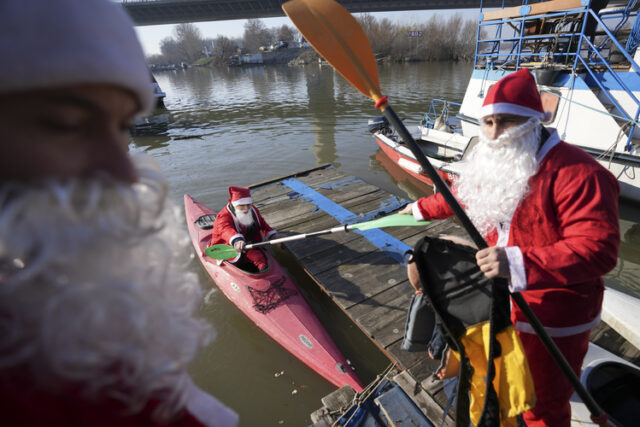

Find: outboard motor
367;116;392;135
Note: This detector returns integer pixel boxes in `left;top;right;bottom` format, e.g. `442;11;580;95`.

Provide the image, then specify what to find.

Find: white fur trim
231;197;252;206
411;202;425;221
505;246;527;292
480;102;547;121
229;234;244;245
496;222;510;247
227;254;241;264
515;313;601;337
227;205;241;231
184;375;239;427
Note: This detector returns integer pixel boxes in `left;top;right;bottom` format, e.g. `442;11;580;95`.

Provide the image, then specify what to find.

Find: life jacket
412;236;536;426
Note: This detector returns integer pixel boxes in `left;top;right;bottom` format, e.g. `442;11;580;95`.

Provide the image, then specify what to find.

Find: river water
129;62;640;426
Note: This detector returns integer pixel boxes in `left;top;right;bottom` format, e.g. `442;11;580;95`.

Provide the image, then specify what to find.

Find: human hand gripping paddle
280;0;611;425
205;213;429;260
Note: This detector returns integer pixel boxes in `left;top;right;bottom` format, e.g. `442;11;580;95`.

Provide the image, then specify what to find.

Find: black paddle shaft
381;105;608;421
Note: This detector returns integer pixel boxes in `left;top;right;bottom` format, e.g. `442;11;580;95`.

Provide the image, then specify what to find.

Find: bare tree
277;24;296;42
150;12;478;66
459;20;479;61
212;35;238;61
160;37;181;64
243;19;272;52
174;23;204;63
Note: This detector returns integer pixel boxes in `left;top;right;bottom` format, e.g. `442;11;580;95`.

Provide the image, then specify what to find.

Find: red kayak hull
184;194;363;392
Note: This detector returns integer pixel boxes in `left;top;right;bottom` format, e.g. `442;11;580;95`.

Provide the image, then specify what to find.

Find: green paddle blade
205;244;239;260
350;214;429;231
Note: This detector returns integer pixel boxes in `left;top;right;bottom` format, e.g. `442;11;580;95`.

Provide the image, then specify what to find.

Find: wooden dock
246;164;640;426
249;165;466;425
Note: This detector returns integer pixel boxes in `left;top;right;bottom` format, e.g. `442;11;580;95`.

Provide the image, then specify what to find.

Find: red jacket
210;204;275;246
415;139;620;331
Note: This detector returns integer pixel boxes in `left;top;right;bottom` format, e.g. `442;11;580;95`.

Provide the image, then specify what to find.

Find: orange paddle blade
282;0;383;103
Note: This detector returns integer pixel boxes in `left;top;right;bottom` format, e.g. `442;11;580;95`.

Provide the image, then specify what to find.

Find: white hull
571;288;640;426
457;71;640;203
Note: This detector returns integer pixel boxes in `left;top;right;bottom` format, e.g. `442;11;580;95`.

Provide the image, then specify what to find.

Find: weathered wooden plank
284;218;449;261
393;372;455;427
407;357;443;385
375;384;433;427
249;163;333;189
295;167;349;185
385;340;429;372
347;282;414;348
259;190;387;228
300;234;401;278
481;0;583;21
251;167;350;205
310;252;408;309
260;188;395;227
401;221;468;249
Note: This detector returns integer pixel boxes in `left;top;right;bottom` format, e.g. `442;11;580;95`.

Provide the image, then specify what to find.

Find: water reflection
306;65;338;166
371;149;434;201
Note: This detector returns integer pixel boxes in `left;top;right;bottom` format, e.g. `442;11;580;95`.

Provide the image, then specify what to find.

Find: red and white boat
184;194;363;392
369;116;473;189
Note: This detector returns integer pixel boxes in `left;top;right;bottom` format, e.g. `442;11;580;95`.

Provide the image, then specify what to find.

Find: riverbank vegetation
147;13;479;67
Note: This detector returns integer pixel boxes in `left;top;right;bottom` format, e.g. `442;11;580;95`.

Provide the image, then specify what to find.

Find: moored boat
369;116;470;188
184;194;363;392
370;0;640;202
132;74;169;134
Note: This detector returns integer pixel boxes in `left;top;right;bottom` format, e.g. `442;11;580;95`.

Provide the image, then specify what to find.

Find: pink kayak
184;194;363;392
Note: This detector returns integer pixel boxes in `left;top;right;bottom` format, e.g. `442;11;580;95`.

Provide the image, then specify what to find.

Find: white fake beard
235;208;255;227
454;118;541;235
0;155;212;422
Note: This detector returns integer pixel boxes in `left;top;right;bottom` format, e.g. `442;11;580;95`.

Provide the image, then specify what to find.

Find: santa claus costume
408;69;620;426
210;186;277;272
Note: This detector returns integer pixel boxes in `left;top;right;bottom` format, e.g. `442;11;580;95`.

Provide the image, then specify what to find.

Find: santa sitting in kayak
211;186;279;272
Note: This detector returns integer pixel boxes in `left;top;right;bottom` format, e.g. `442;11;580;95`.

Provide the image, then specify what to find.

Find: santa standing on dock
401;68;620;427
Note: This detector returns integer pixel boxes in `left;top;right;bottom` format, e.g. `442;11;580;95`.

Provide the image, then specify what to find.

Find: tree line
146;13;479;66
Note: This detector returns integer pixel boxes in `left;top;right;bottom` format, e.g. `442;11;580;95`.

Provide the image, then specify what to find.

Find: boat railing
476;0;640;153
421;99;463;131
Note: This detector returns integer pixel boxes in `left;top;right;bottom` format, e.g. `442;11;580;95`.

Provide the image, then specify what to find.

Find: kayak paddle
281;0;611;424
205;213;430;260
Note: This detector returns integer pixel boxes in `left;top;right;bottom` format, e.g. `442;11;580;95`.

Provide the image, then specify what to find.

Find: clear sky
134;9;479;56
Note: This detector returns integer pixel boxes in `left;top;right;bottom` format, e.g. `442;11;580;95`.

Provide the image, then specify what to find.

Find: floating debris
291;389;298;395
274;370;285;378
203;288;218;305
172;132;215;141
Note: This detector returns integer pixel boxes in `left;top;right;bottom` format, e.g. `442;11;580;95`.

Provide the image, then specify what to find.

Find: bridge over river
121;0;521;26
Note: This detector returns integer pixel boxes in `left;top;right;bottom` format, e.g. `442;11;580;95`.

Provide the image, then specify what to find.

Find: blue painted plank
281;178;412;265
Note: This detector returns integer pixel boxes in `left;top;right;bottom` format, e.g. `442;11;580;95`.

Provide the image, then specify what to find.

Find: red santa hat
228;186;253;206
479;68;552;123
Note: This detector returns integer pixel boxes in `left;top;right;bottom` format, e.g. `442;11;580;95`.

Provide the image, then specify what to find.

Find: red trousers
234;248;267;271
518;330;590;427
